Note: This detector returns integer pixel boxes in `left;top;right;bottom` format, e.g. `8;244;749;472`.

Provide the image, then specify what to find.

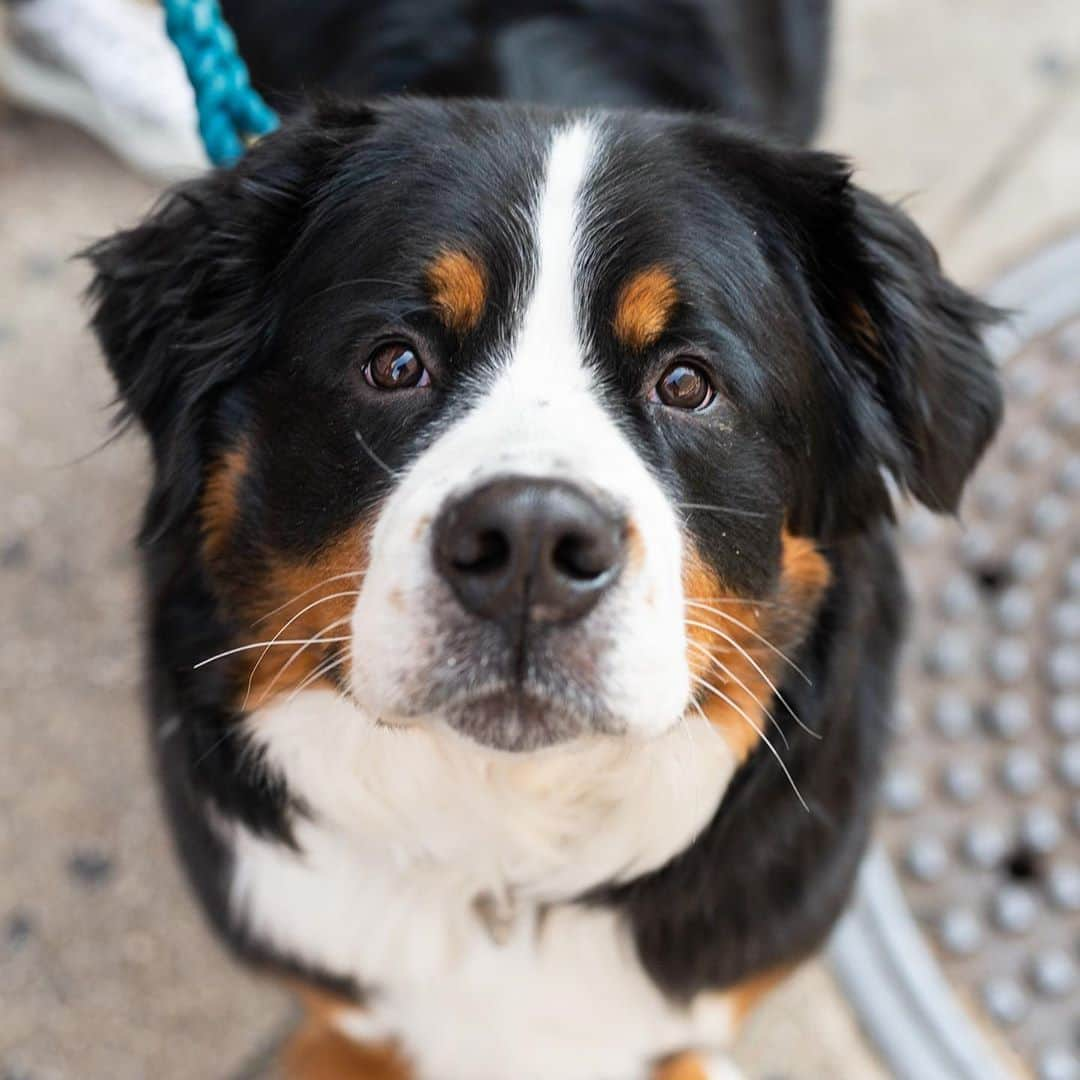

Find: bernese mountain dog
86;2;1003;1077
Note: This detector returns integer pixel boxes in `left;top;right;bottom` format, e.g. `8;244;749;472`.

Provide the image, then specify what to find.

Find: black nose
433;477;626;625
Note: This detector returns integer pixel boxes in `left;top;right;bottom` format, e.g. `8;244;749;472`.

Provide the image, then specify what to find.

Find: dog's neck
240;690;737;906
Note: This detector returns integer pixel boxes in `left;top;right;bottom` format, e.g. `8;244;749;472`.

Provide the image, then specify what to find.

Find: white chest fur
231;692;738;1080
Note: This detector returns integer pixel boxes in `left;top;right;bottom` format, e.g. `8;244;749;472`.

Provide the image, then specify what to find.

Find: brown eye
652;361;714;410
363;343;430;390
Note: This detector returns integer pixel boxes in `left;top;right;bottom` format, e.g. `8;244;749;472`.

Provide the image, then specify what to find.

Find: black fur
222;0;831;142
594;529;907;996
86;2;1001;1036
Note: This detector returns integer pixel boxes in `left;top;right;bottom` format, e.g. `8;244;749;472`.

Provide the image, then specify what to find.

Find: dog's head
88;100;1000;755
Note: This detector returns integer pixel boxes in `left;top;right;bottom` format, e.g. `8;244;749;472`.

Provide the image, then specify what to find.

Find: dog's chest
229;694;737;1079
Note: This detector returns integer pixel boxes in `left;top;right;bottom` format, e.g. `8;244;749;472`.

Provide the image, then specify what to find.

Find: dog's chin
439;691;608;753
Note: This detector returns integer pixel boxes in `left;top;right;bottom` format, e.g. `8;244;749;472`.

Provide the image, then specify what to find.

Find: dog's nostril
453;529;510;575
553;532;613;581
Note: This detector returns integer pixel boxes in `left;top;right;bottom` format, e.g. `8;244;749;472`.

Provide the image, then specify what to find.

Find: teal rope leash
162;0;278;167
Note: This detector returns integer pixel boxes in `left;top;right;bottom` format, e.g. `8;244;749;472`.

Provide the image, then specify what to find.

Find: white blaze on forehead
492;121;596;405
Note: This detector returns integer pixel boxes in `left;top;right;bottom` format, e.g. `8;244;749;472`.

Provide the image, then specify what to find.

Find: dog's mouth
357;595;632;751
439;687;621;752
380;667;626;753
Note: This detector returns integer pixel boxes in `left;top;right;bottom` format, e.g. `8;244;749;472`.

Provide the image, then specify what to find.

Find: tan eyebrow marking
613;266;678;350
426;250;487;334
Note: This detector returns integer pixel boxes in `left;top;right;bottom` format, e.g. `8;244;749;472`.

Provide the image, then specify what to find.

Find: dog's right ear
85;104;374;541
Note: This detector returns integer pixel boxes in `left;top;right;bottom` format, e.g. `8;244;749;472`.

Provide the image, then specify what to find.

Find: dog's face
89;101;1000;756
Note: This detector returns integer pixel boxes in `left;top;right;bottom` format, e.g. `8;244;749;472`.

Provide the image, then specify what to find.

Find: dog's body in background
86;3;1001;1078
224;0;831;143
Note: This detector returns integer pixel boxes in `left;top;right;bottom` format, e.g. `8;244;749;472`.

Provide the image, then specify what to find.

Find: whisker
682;595;784;608
685;600;812;685
243;591;360;706
684;619;820;740
193;637;351;669
302;276;423;305
298;277;511;321
287;652;351;703
689;698;748;757
666;700;710;800
354;429;395;478
685;638;788;748
254;571;366;626
253;616;352;708
685;636;736;661
691;673;808;812
191;726;237;770
712;658;790;748
689;699;710;725
676;502;769;520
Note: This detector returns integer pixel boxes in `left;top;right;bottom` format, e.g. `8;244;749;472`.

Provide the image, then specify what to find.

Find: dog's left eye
363;343;431;390
650;361;715;410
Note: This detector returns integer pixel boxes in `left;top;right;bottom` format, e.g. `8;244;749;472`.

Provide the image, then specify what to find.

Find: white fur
231;122;742;1079
236;691;737;1080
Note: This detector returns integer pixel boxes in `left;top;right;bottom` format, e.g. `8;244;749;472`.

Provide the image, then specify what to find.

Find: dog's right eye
650;361;715;411
364;343;431;391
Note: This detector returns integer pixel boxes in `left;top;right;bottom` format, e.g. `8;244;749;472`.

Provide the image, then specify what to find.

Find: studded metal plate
880;313;1080;1080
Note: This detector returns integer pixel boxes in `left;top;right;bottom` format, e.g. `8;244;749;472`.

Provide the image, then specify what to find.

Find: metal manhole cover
832;233;1080;1080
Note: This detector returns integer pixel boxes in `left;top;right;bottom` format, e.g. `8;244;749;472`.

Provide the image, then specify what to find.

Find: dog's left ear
86;102;378;542
768;152;1004;536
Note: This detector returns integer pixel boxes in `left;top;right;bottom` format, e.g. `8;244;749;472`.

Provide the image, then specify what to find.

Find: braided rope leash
162;0;278;166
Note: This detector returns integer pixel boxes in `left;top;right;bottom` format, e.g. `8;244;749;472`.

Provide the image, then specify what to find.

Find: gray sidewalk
2;3;1077;1077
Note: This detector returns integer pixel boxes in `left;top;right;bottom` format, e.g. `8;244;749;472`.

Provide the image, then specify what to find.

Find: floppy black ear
88;181;255;542
843;188;1003;511
772;155;1003;536
86;104;373;541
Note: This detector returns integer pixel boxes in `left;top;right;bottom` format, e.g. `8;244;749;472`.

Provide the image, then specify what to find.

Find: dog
86;3;1002;1077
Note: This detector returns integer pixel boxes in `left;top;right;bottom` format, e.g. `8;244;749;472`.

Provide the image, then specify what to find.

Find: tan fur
198;448;373;707
239;522;371;707
653;1052;711;1080
613;266;678;350
427;249;487;334
683;531;829;762
728;964;794;1025
200;442;249;563
283;986;412;1079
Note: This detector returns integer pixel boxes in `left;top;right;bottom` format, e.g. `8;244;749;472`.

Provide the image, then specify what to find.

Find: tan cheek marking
683;531;829;763
683;546;773;762
427;249;487;334
208;518;373;710
781;532;832;601
200;442;250;563
613;266;678;350
285;986;411;1080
